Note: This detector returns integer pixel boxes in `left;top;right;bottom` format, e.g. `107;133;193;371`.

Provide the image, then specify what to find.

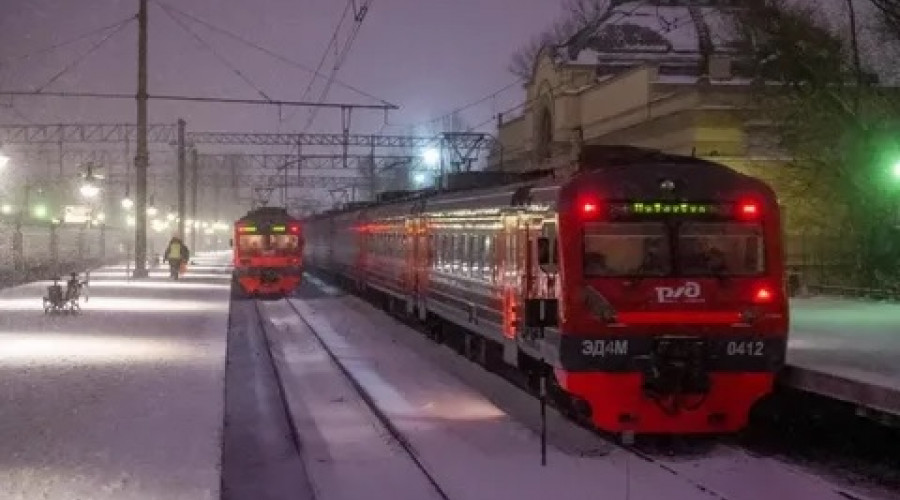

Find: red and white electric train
304;146;788;435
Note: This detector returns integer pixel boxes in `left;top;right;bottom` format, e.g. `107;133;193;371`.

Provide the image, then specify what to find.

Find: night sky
0;0;562;135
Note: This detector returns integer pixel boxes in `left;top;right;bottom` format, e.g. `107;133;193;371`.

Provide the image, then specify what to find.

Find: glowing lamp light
147;206;158;217
423;148;440;167
80;182;100;198
167;212;176;222
1;204;12;215
893;160;900;179
753;286;774;303
97;212;106;222
582;202;599;215
32;204;48;219
0;153;9;168
121;197;134;210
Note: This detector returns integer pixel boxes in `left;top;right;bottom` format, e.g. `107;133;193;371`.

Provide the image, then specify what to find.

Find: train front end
552;161;788;434
232;208;304;297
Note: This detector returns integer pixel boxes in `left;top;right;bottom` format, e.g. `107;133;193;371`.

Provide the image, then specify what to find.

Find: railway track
297;273;894;500
253;298;452;500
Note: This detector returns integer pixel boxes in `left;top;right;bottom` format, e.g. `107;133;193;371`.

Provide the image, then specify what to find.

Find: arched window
536;105;553;161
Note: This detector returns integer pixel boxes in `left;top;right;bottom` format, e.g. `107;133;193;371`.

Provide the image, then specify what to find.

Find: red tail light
582;202;599;215
290;224;300;234
753;286;773;303
738;201;760;219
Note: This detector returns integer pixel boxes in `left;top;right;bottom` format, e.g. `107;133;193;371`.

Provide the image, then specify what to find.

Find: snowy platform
788;297;900;417
0;252;232;500
277;278;894;500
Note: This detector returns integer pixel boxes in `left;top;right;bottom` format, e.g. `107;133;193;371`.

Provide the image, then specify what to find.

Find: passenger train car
232;207;304;297
304;146;788;435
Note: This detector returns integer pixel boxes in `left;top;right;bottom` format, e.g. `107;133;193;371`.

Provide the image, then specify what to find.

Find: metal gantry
0;123;498;150
0;121;498;269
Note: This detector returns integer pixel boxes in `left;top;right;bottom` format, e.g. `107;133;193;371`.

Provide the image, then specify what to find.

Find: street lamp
80;181;100;199
423;148;440;167
32;203;47;219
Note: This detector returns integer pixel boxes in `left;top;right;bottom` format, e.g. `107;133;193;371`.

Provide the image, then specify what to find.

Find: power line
34;17;135;93
284;1;354;125
0;15;137;68
151;0;393;106
405;80;522;132
302;0;374;131
156;2;272;102
0;90;397;109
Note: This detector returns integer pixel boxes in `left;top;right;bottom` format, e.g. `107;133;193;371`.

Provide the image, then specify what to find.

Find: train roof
236;206;299;223
304;146;775;219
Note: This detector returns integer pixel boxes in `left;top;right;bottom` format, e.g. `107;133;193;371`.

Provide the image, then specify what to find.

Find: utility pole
133;0;150;278
177;118;186;240
190;148;198;253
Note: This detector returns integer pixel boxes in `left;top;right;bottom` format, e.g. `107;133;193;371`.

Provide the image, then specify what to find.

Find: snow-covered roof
560;1;745;76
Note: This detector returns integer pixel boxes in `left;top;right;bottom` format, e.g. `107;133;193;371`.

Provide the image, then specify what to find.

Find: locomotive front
232;207;304;297
550;161;788;434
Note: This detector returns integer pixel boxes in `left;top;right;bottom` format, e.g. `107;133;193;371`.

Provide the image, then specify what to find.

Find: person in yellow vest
163;235;190;280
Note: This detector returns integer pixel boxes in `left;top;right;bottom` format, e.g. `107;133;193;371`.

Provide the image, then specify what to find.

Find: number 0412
726;341;764;356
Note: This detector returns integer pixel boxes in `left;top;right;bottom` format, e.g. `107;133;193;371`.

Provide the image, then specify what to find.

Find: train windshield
584;222;671;276
678;222;765;276
583;221;765;277
238;234;300;256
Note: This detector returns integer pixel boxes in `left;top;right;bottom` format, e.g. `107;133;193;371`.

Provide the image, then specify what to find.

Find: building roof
559;0;745;76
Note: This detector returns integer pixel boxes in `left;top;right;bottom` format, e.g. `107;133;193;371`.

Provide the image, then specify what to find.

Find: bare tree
507;0;615;80
734;0;900;286
869;0;900;38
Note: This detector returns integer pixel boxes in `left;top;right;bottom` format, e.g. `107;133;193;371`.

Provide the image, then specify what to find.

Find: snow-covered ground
790;297;900;390
0;253;232;500
271;279;899;500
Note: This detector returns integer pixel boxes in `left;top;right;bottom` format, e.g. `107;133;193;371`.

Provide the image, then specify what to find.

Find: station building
487;0;848;284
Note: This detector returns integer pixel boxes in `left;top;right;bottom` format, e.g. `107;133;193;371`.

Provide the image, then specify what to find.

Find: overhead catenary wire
302;4;369;131
404;79;522;132
0;15;137;68
302;0;375;132
281;0;354;126
156;2;273;102
151;0;392;106
0;90;396;109
34;16;136;93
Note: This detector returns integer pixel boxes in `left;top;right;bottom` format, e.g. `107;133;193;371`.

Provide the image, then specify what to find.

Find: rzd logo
655;281;703;303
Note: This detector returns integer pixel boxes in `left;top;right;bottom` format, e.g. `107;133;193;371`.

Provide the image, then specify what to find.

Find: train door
501;212;521;366
414;217;430;321
404;217;419;315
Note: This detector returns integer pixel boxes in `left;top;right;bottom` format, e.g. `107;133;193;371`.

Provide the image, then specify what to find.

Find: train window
453;235;464;272
238;235;265;256
482;235;493;282
678;222;765;276
472;234;483;278
584;222;670;277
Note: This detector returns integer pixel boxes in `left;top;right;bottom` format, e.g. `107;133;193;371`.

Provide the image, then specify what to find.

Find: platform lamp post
13;183;31;273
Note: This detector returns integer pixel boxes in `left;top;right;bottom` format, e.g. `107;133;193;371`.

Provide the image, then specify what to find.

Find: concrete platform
787;296;900;419
0;252;232;500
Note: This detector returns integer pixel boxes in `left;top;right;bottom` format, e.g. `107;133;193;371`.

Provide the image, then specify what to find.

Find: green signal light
32;204;48;219
893;160;900;179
